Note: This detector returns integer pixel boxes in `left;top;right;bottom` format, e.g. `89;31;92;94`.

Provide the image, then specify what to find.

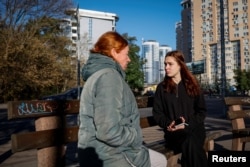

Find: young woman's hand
167;116;186;131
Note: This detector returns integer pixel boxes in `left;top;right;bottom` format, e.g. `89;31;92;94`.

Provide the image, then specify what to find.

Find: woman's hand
167;116;186;132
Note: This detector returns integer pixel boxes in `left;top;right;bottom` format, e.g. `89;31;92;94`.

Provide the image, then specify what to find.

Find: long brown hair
163;50;201;97
90;31;128;58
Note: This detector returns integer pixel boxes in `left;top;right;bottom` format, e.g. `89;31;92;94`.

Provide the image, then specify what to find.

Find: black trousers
78;147;103;167
164;127;208;167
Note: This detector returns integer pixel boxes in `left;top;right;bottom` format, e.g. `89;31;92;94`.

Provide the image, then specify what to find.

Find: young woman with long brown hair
153;50;208;167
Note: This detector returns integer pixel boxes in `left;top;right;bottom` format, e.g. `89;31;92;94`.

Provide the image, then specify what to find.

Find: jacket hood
81;53;125;81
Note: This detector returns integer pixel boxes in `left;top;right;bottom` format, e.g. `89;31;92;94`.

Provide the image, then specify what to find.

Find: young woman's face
112;46;130;70
164;56;181;78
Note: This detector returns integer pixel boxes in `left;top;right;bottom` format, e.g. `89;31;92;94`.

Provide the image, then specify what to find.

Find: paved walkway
0;97;250;167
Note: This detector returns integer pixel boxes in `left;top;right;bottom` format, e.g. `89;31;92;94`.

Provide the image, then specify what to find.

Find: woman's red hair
90;31;128;58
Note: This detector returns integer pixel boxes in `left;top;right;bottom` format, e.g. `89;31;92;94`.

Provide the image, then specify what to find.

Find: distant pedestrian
78;31;167;167
153;50;208;167
209;88;212;97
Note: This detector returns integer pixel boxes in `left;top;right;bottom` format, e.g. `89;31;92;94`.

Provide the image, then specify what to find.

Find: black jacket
152;81;207;133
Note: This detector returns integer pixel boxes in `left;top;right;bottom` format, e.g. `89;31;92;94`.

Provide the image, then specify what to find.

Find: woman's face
112;46;130;70
164;56;181;78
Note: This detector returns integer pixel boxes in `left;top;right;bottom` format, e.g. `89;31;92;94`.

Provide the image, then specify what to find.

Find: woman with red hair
78;31;167;167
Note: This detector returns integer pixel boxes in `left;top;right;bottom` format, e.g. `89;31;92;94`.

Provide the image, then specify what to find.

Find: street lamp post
76;4;81;100
220;0;227;117
220;0;226;97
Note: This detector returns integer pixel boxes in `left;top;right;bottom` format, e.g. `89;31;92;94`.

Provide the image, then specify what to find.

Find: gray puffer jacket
78;53;150;167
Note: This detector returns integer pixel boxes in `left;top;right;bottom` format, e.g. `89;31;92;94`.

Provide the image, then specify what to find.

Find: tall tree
234;69;250;94
122;33;144;95
0;0;75;101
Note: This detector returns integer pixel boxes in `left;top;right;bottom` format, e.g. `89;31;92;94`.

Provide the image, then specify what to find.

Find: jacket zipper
176;84;178;98
123;153;137;167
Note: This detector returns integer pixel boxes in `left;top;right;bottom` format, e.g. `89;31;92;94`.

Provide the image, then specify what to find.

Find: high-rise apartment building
176;21;183;51
142;40;160;84
61;8;118;91
64;8;118;61
142;40;172;84
178;0;250;90
180;0;193;63
159;45;172;80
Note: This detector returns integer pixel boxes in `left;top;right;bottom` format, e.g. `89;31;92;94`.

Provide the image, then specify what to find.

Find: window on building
242;0;247;4
233;8;238;12
233;2;238;6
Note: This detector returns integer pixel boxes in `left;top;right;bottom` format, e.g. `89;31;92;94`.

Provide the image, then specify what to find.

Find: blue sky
73;0;182;49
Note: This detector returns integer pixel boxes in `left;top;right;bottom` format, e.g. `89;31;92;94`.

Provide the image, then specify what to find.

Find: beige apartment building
178;0;249;91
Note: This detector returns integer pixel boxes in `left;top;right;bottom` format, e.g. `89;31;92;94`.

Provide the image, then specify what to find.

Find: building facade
64;8;118;61
61;8;118;92
178;0;250;92
180;0;193;63
175;21;183;51
142;40;172;84
159;45;172;80
142;40;160;84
